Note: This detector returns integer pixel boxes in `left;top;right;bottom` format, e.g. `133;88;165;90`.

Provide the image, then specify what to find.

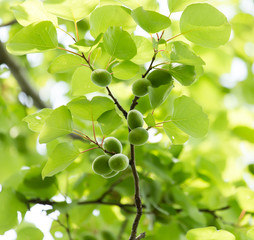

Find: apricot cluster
127;110;148;146
92;137;129;178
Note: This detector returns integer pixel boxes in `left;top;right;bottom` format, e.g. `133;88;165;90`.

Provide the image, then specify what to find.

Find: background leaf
42;142;80;179
39;106;73;143
48;54;84;74
7;21;58;55
67;96;115;121
44;0;98;22
103;26;137;60
11;0;58;26
171;95;209;138
131;7;171;33
180;3;231;48
90;5;136;38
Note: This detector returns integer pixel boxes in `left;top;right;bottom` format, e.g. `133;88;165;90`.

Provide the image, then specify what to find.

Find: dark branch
0;19;17;27
106;86;128;119
0;41;49;109
136;232;146;240
128;145;143;240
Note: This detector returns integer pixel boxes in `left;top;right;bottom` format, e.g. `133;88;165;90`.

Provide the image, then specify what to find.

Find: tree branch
0;19;17;27
106;86;128;119
0;41;49;109
128;145;143;240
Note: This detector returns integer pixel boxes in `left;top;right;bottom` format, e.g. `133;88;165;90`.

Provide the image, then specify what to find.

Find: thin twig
65;213;73;240
106;86;128;119
81;53;94;71
0;19;17;27
57;47;82;57
57;26;76;42
136;232;146;240
166;32;183;42
74;20;79;41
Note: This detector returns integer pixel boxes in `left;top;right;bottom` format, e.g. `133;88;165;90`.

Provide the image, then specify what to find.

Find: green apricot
103;137;122;154
128;127;149;146
132;78;151;97
92;155;112;175
127;110;144;130
102;170;119;178
91;69;112;87
147;69;172;88
109;154;129;172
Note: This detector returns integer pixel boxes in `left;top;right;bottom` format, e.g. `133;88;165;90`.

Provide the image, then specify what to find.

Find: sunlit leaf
180;3;231;48
7;21;58;55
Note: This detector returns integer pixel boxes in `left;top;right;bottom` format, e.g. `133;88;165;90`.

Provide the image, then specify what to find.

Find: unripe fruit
132;78;151;97
109;154;129;172
102;170;119;178
91;69;112;87
103;137;122;154
147;69;172;88
128;127;149;146
127;110;144;130
92;155;112;175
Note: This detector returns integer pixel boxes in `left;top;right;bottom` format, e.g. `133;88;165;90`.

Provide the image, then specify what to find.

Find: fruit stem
80;147;99;154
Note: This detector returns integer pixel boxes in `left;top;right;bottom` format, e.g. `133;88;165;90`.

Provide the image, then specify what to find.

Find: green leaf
171;96;209;138
167;0;204;13
168;41;205;66
169;64;196;86
90;5;136;38
236;187;254;212
163;121;189;144
112;61;140;80
97;110;123;135
131;36;154;64
43;0;98;22
186;227;235;240
7;21;58;55
180;3;231;48
70;34;103;53
67;96;115;121
17;166;57;199
16;223;44;240
148;82;174;109
39;106;73;143
11;0;58;26
103;26;137;60
23;108;53;132
131;7;171;33
232;126;254;143
48;54;84;74
71;67;102;96
144;113;156;127
0;188;26;234
42;142;80;179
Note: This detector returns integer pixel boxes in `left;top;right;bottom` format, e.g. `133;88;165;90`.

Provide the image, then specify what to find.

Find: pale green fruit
91;69;112;87
132;78;151;97
92;155;112;175
127;110;144;129
103;137;122;154
109;154;129;171
128;127;149;146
